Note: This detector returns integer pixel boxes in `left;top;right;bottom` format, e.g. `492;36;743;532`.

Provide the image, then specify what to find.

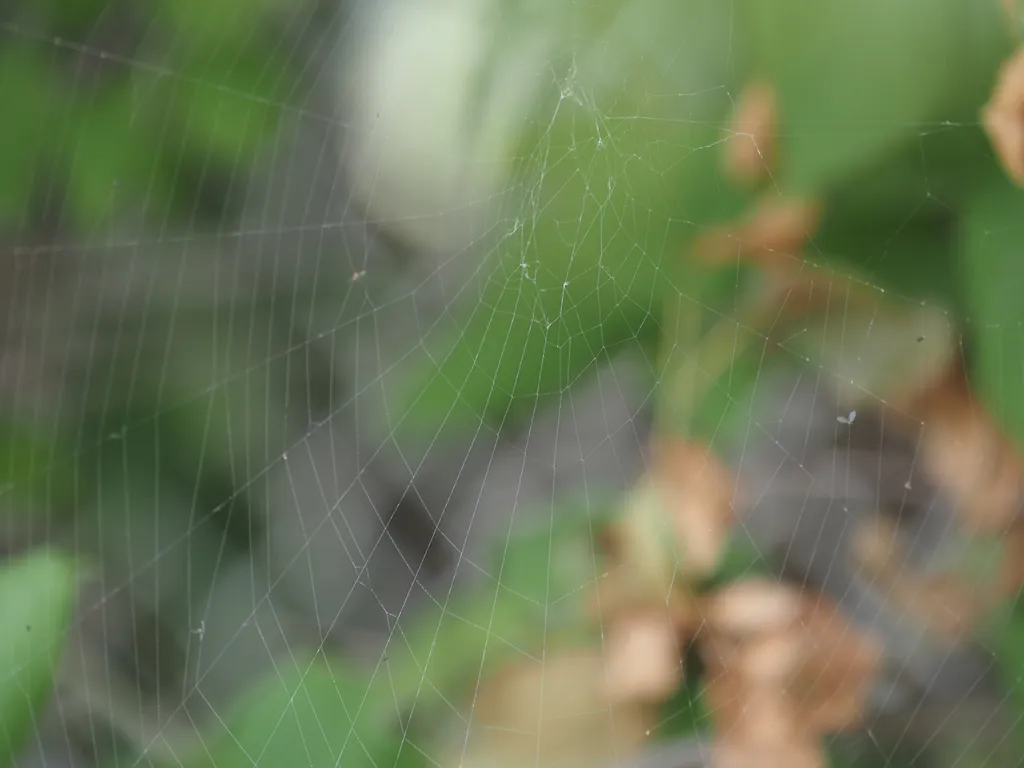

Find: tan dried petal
724;79;777;185
695;197;821;270
603;612;683;704
467;651;651;767
983;46;1024;185
703;579;803;638
673;509;732;578
650;438;736;579
739;631;804;684
704;667;800;745
739;687;803;746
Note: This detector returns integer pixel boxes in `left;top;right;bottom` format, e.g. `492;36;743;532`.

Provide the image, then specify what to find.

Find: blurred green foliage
132;500;617;768
0;0;305;232
4;0;1024;766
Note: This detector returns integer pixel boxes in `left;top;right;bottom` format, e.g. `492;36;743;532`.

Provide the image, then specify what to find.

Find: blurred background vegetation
4;0;1024;767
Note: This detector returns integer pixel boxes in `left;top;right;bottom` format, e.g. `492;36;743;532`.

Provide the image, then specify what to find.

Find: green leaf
393;0;749;440
36;0;110;34
170;504;611;768
154;0;297;51
680;309;767;449
653;262;776;447
958;170;1024;451
0;46;59;226
145;320;291;492
182;655;410;768
0;419;75;521
0;550;78;767
64;86;162;231
825;734;920;768
382;502;609;715
159;44;297;166
656;646;710;740
980;593;1024;764
490;500;609;607
786;287;957;410
814;202;960;307
738;0;1009;194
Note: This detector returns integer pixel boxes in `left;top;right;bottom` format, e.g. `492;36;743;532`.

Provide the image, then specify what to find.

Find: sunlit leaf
0;550;78;767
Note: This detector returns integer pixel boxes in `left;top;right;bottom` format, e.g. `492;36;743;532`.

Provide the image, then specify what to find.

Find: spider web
1;1;1022;768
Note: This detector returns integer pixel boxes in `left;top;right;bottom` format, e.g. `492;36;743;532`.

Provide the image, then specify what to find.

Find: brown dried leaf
603;611;683;704
789;596;883;733
586;566;698;633
907;362;1024;532
701;582;881;741
851;515;982;643
983;46;1024;185
849;514;902;576
724;79;777;186
694;196;821;270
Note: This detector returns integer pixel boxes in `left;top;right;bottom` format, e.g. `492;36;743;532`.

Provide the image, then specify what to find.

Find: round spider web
1;2;1023;768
